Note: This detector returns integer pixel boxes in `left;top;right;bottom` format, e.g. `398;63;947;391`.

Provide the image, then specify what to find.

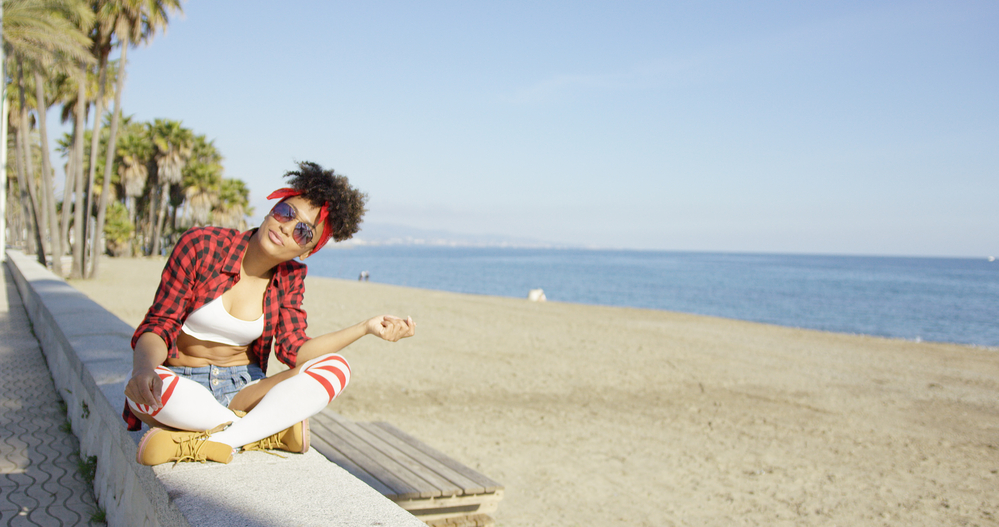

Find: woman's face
258;196;325;260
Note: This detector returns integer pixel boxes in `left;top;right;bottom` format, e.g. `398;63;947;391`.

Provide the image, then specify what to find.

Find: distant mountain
345;223;564;248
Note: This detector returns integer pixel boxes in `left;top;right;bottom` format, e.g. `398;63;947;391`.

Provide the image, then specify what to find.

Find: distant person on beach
124;161;415;466
359;270;370;281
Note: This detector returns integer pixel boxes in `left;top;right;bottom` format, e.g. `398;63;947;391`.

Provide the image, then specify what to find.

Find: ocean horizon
306;246;999;349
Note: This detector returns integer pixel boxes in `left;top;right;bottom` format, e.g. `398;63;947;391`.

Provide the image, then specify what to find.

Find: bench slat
321;413;469;497
355;421;487;495
371;421;503;493
310;413;428;499
309;429;396;496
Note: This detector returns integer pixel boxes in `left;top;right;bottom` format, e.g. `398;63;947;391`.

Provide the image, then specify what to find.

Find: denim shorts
166;364;265;407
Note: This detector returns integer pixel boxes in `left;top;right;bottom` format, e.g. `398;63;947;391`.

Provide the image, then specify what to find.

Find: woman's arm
131;228;204;355
124;332;170;409
125;229;208;409
294;315;415;366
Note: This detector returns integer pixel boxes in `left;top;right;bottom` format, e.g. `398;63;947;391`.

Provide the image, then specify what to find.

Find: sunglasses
269;201;315;247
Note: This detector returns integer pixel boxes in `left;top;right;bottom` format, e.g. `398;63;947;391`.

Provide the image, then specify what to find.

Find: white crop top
181;295;264;346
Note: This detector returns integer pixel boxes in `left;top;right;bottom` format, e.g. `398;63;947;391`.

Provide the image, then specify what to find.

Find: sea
306;246;999;348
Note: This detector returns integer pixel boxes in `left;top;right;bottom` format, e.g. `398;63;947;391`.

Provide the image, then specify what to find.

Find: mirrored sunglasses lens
271;202;296;222
293;223;314;246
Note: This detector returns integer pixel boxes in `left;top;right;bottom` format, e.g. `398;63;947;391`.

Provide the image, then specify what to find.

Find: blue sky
64;1;998;256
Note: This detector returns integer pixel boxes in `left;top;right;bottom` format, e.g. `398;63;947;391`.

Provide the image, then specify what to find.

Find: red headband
266;188;334;252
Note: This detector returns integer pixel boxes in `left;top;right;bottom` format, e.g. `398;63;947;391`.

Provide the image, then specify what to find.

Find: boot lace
170;423;229;466
241;432;287;458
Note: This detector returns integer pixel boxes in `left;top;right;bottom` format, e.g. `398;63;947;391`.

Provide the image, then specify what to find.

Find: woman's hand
365;315;416;342
124;367;163;410
126;333;170;409
296;316;416;364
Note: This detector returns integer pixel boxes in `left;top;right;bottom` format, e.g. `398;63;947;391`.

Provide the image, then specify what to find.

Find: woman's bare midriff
166;332;253;368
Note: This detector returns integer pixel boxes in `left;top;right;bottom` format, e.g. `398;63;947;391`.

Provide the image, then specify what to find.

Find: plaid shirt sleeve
125;229;205;431
131;229;202;355
273;262;311;368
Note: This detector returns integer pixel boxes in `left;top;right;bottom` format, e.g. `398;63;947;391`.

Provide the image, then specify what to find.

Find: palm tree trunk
34;71;64;276
59;74;86;260
12;119;36;256
16;61;48;267
16;115;47;266
145;182;157;253
60;116;77;255
90;43;130;278
0;97;7;262
71;69;88;278
151;183;169;256
83;49;110;275
125;194;136;255
0;26;5;263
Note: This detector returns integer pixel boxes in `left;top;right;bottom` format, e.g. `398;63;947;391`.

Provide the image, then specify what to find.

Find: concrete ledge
5;250;425;527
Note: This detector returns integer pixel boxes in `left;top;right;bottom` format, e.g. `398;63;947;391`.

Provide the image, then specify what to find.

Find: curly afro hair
282;161;367;243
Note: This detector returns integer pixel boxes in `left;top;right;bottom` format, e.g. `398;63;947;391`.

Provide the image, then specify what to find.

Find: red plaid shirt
123;226;311;430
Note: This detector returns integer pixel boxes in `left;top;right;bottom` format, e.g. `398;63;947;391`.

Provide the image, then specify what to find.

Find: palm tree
114;118;149;226
32;69;75;273
67;58;114;277
31;6;97;275
3;0;94;269
2;0;92;69
9;66;48;265
181;134;222;227
101;198;131;256
49;65;115;256
51;71;80;253
213;178;252;230
32;66;64;270
148;118;191;256
88;0;181;277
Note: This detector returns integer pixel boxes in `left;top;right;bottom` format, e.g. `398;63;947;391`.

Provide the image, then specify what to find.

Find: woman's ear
298;249;313;260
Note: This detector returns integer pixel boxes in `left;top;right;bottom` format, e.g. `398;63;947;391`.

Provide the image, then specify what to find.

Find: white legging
126;354;350;449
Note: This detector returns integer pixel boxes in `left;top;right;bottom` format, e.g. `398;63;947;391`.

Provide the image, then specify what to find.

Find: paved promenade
0;264;101;527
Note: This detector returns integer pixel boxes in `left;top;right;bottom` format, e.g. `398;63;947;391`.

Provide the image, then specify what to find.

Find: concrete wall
6;250;425;527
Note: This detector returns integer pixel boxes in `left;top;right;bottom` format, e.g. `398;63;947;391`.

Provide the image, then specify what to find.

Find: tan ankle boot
136;423;234;466
241;419;310;455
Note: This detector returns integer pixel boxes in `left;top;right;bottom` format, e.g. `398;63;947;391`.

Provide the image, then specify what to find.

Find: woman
124;161;415;466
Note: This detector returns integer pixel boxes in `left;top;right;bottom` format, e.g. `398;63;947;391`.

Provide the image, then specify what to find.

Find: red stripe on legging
314;364;348;392
318;354;350;374
303;355;350;402
337;354;351;373
305;370;338;401
150;374;179;417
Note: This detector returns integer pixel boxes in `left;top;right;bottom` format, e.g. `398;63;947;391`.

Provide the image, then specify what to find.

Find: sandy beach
70;256;999;527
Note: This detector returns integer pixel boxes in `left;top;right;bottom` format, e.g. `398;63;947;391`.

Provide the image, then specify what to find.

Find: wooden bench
310;410;504;527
